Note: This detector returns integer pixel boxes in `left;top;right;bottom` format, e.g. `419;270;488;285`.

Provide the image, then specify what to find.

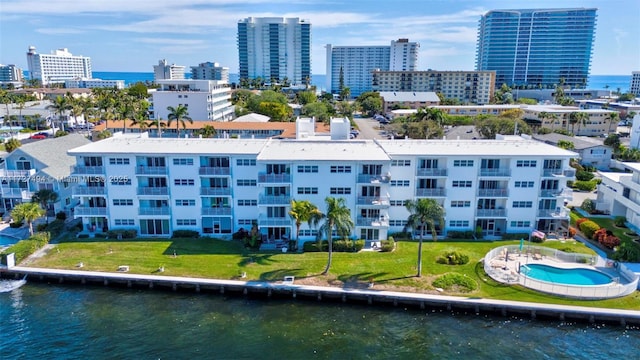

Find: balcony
542;169;575;178
135;166;167;175
137;187;169;196
139;207;170;216
73;186;106;196
258;194;291;205
258;173;291;183
199;167;231;176
537;208;569;218
258;216;291;226
201;207;232;216
476;209;507;217
71;165;104;175
477;189;509;197
416;168;447;177
479;168;511;177
0;168;36;178
200;187;232;196
356;217;389;227
0;187;33;200
416;188;446;197
356;196;390;207
74;206;107;216
357;174;391;184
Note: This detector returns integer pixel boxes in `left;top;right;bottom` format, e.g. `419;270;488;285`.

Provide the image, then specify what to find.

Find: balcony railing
0;168;36;178
357;174;391;184
257;216;291;226
74;206;107;216
201;207;232;216
72;165;104;175
356;196;390;206
476;209;507;217
73;186;106;196
200;187;231;196
199;167;231;176
416;168;447;177
537;208;569;218
0;187;33;199
258;173;291;183
356;216;389;227
136;187;169;196
416;188;446;197
135;166;167;175
139;207;171;216
477;189;509;197
258;195;291;205
479;168;511;177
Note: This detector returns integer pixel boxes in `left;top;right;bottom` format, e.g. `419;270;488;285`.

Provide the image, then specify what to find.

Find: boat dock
2;266;640;326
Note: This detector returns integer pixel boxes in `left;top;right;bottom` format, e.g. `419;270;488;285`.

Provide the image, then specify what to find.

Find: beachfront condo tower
476;8;597;89
26;46;92;86
237;17;311;86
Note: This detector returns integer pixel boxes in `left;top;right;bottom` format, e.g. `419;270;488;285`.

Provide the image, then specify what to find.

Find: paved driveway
353;117;384;140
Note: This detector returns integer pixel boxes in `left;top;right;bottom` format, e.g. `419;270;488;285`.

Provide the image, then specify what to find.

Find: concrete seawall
2;266;640;326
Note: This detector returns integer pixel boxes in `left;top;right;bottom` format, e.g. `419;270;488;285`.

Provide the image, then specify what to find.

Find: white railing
199;167;231;176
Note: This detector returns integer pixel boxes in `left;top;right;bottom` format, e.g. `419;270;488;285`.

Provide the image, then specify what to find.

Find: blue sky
1;0;638;75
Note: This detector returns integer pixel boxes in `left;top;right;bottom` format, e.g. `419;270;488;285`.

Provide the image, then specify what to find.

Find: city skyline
1;0;639;75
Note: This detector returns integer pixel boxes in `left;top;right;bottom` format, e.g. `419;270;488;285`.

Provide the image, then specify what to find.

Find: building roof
377;138;578;157
597;171;629;183
257;139;391;161
524;105;618;114
532;133;609;150
623;162;640;173
11;133;91;179
232;113;270;122
379;91;440;103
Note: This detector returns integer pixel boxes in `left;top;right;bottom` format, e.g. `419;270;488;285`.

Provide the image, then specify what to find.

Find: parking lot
352;116;386;140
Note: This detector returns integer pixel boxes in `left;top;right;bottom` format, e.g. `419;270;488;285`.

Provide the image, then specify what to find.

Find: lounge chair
532;253;542;260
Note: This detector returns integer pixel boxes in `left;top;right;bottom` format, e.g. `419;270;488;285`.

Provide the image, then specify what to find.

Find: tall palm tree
569;111;588;135
167;104;193;138
32;189;59;223
404;198;445;277
606;112;620;134
151;117;166;138
46;95;70;131
11;202;45;236
1;89;15;133
289;199;323;250
317;197;354;275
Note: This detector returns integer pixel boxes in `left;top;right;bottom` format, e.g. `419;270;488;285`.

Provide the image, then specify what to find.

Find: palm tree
317;197;354;275
289;199;323;250
32;189;59;223
606;112;620;134
569;112;588;135
404;198;445;277
196;124;217;138
46;95;70;131
11;202;45;236
167;105;193;138
151;117;166;138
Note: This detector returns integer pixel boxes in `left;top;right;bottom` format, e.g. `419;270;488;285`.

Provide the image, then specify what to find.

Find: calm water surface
0;282;638;359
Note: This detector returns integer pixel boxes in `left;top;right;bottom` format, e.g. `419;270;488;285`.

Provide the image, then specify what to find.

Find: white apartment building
522;105;619;136
190;62;229;83
151;80;234;122
67;128;576;246
630;71;640;96
26;47;92;85
372;70;496;105
0;64;24;88
64;78;125;90
153;59;185;81
326;39;419;97
597;163;640;234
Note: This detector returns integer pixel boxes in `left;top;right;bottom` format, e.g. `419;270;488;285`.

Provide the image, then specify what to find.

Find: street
352;116;385;140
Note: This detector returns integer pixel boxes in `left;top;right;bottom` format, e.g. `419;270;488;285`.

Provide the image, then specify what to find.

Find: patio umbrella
503;249;509;270
519;238;524;252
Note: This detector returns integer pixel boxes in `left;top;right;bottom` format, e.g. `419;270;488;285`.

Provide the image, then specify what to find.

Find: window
297;165;318;173
236;159;257;166
110;178;131;186
176;219;197;226
109;158;130;165
173;158;194;165
297;187;318;195
451;201;471;208
115;219;135;226
390;200;407;206
453;160;474;167
449;220;470;227
330;187;351;195
452;181;472;188
391;160;411;166
174;179;195;186
238;219;256;226
510;221;531;228
515;181;534;188
299;229;318;237
238;199;258;206
113;199;133;206
389;220;407;227
516;160;537;167
175;199;196;206
512;201;533;208
330;165;351;173
237;179;257;186
390;180;410;187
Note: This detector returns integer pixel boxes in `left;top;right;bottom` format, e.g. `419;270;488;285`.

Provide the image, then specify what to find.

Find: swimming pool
521;264;613;286
0;235;20;247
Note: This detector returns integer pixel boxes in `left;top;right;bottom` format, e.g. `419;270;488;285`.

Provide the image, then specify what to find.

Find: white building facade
68;133;576;246
154;59;185;81
630;71;640;96
26;47;92;85
597;163;640;234
151;80;234;122
64;78;125;89
190;62;229;83
0;64;24;88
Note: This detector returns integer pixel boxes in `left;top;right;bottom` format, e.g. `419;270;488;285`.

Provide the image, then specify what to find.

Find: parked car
29;133;47;139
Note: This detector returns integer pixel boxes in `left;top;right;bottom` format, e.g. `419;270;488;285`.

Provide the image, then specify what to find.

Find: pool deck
2;265;640;326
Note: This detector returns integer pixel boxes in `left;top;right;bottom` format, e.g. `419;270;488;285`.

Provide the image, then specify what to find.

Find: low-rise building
596;163;640;233
532;133;612;170
523;105;619;136
150;80;234;122
379;92;439;112
64;78;125;90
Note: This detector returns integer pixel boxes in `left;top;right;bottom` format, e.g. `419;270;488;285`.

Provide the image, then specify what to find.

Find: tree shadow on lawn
238;254;279;267
258;268;305;281
337;272;390;288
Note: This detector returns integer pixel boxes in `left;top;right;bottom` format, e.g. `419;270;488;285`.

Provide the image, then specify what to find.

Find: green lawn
25;237;640;310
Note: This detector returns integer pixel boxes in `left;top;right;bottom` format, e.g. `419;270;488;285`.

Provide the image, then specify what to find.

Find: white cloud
35;27;85;35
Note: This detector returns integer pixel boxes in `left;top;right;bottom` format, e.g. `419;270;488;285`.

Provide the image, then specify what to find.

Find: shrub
106;229;137;239
172;230;200;238
56;211;67;220
579;220;600;239
380;237;395;252
569;212;582;226
232;228;250;240
9;221;23;228
581;199;595;213
612;241;640;262
614;216;627;227
388;231;411;240
531;235;545;243
436;250;470;265
303;241;321;252
575;218;588;228
568;227;577;237
0;232;50;264
302;239;364;252
501;233;529;240
432;273;477;292
46;219;65;238
77;234;90;239
574;180;597;192
600;235;621;249
36;223;48;232
575;170;595;181
94;233;108;239
447;231;475;239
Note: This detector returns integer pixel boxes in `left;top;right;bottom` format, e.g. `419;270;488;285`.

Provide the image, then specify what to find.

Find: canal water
0;282;638;359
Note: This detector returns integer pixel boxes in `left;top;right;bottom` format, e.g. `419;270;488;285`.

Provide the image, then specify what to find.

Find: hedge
573;180;597;192
579;220;600;239
303;239;365;252
432;272;477;292
380;237;395;252
0;232;51;264
172;230;200;238
501;233;529;240
569;211;582;226
436;250;470;265
447;231;474;239
106;229;137;239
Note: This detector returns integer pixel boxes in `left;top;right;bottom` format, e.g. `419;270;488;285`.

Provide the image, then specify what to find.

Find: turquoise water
0;283;637;359
521;264;613;285
0;235;19;246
